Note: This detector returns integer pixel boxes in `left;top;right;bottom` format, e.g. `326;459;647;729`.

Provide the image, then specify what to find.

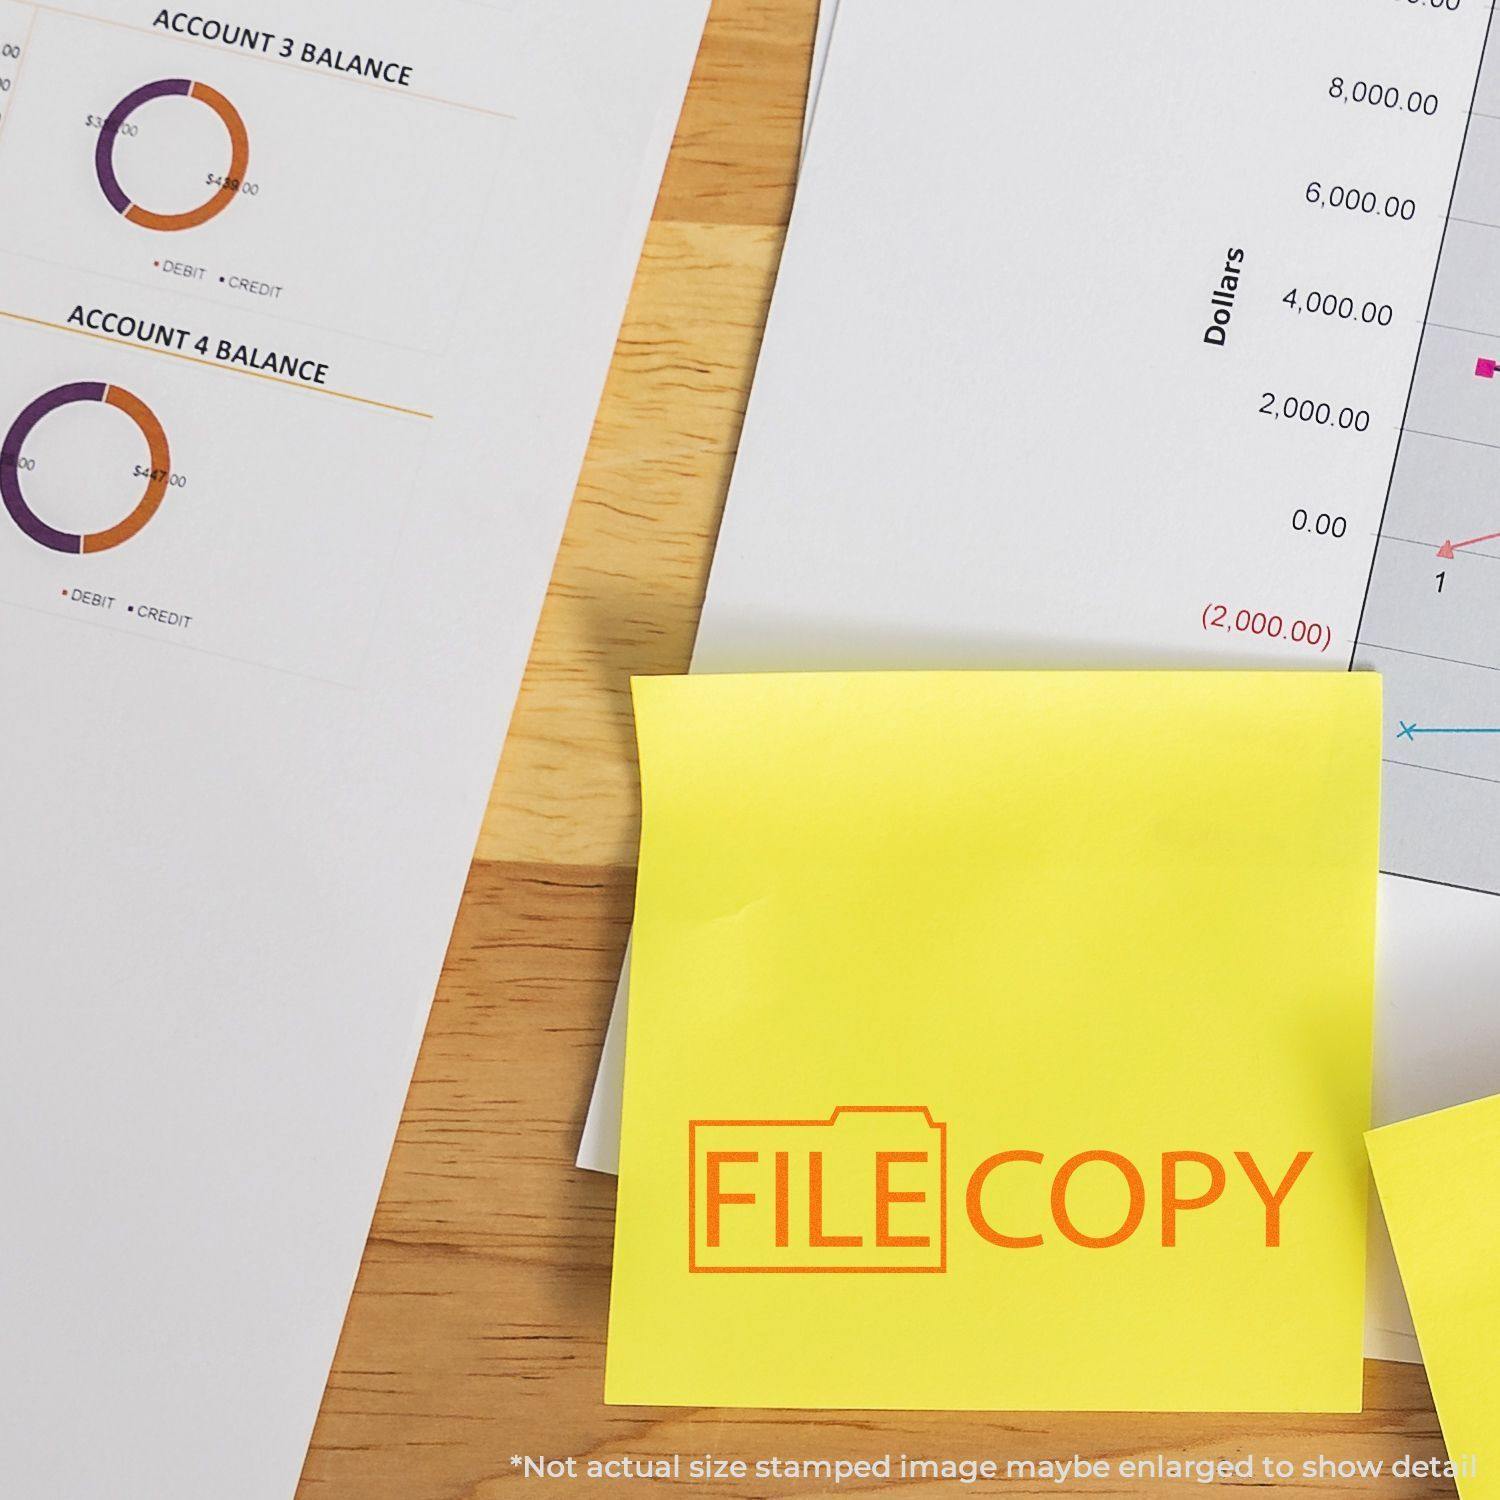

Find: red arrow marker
1437;531;1500;559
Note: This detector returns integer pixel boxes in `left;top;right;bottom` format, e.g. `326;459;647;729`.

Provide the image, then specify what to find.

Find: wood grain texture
475;217;784;869
298;3;1455;1496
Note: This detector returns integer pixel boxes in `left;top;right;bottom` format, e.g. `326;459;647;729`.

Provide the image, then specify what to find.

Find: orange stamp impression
688;1106;947;1273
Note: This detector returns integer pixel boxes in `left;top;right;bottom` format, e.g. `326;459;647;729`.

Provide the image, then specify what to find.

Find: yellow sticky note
1367;1095;1500;1496
607;672;1381;1411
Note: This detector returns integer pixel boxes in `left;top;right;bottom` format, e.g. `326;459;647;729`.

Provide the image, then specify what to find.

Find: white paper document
0;1;706;1494
581;0;1500;1364
802;0;838;159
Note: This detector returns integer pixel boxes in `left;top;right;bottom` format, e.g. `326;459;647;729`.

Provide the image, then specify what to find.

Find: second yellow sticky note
1368;1094;1500;1498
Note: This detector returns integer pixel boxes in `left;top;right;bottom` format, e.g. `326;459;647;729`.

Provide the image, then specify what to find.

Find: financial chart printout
582;0;1500;1361
1355;34;1500;898
0;0;515;681
0;2;709;1497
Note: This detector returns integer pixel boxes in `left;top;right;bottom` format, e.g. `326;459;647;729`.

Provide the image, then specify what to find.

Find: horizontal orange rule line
0;309;434;420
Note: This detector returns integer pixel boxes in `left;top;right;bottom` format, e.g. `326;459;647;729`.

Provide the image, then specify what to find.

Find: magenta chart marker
1475;357;1498;380
95;77;250;233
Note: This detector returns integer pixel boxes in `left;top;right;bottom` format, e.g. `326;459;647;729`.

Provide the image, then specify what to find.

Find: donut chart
95;78;249;232
1;383;171;554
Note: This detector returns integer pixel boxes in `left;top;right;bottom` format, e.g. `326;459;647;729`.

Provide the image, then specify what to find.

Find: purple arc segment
95;78;192;217
1;383;109;554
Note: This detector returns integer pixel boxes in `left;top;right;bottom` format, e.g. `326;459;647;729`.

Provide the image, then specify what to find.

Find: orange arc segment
83;385;171;553
122;82;250;232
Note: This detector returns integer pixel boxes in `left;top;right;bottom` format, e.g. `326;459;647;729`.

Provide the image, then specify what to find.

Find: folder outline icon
688;1105;947;1274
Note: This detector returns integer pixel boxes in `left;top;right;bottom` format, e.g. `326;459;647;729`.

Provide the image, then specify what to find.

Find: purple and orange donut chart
95;77;249;233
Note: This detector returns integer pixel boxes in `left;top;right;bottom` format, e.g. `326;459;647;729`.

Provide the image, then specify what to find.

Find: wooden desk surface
297;4;1454;1495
